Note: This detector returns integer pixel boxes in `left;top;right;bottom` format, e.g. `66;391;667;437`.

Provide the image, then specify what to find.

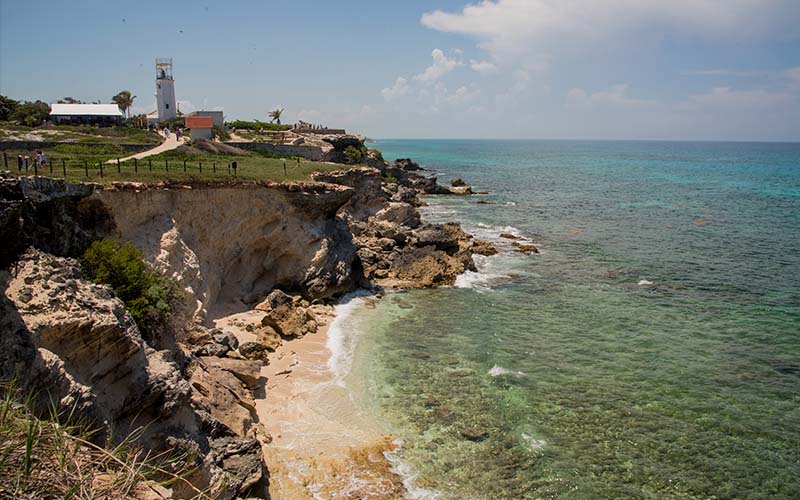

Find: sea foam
326;290;372;386
385;439;442;499
488;364;526;377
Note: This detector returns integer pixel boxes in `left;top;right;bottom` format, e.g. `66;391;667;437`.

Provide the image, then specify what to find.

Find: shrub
9;101;50;127
344;145;366;164
0;95;19;121
369;148;384;161
212;125;230;141
80;239;180;342
226;120;291;132
381;172;398;184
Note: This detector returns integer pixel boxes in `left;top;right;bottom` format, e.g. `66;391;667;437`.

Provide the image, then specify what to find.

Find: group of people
16;151;46;172
161;126;184;140
292;121;329;131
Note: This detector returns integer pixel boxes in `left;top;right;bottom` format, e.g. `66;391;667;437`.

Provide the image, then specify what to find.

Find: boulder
238;342;268;361
512;242;540;254
256;289;318;338
372;202;422;229
413;223;471;255
256;325;282;351
473;239;499;256
450;178;466;187
394;158;423;171
448;185;473;196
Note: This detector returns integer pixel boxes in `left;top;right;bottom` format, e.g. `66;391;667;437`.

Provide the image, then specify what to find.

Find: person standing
24;155;29;172
39;151;46;169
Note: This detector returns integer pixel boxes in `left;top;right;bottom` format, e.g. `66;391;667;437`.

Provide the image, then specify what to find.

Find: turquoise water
349;140;800;499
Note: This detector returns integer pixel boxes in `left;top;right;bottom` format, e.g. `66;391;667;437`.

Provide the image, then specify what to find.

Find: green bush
344;145;366;164
381;172;398;184
9;101;50;127
0;95;19;121
369;148;384;161
212;125;230;141
226;120;291;131
80;239;180;342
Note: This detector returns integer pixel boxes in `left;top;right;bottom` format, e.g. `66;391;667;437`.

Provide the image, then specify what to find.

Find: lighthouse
155;58;177;121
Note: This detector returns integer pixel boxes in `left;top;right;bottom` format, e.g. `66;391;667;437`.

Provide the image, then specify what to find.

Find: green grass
0;123;161;145
0;381;208;499
2;146;352;185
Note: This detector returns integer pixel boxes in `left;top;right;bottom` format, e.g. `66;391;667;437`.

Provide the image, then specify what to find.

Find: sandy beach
215;304;406;499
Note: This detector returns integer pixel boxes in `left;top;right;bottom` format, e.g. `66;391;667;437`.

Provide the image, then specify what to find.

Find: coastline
216;298;407;499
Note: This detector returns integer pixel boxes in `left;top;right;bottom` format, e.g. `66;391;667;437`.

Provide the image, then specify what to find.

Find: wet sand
215;307;405;499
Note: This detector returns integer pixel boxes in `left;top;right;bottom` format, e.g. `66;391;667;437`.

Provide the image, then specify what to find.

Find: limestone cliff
96;181;359;324
0;155;494;498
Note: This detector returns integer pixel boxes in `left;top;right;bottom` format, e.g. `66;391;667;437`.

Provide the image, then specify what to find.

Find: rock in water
461;428;490;442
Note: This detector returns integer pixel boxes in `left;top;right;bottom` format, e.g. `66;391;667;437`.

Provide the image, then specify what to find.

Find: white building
155;58;177;122
50;103;124;126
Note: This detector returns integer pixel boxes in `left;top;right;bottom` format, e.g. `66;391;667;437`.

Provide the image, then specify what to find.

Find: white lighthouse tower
155;58;177;122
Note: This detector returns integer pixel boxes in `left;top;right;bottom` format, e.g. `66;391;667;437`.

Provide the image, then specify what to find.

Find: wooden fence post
149;159;152;171
99;162;103;179
213;161;216;173
134;158;138;173
183;159;187;172
49;160;53;174
165;159;169;172
84;160;88;177
283;160;287;176
199;161;202;173
62;159;66;178
2;151;6;169
34;160;38;176
117;158;121;173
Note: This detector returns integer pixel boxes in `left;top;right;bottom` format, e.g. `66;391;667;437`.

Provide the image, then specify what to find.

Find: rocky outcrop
312;167;387;222
0;175;114;268
0;249;267;499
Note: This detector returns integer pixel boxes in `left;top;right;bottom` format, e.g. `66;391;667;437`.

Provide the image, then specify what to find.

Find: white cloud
567;84;657;107
381;77;410;101
681;69;764;77
421;0;800;65
470;59;497;74
177;100;196;114
682;86;793;111
446;86;481;104
785;67;800;88
413;49;463;83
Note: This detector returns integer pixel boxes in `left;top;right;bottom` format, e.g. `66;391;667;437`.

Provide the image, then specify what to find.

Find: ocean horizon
334;138;800;498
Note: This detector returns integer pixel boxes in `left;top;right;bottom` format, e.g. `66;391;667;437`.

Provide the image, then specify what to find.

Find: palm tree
268;108;284;124
112;90;137;119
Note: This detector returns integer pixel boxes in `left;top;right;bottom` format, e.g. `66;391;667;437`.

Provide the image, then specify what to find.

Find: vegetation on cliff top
80;239;180;342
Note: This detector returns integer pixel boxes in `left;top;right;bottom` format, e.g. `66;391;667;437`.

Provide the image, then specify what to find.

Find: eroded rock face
97;182;359;322
0;176;114;268
0;249;267;499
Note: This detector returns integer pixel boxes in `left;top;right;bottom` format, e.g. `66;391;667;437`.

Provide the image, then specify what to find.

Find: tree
112;90;136;118
0;95;19;121
10;101;50;127
57;97;84;104
268;108;284;124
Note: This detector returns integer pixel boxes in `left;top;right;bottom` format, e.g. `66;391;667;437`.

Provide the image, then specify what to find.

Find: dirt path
106;133;183;163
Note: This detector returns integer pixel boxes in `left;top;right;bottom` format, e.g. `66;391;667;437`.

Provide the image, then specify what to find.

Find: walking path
106;133;183;164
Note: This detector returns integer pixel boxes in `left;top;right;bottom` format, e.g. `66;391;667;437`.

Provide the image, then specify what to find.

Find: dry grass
0;382;212;500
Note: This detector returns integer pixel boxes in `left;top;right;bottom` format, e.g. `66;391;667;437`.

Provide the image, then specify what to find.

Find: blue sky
2;0;799;141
